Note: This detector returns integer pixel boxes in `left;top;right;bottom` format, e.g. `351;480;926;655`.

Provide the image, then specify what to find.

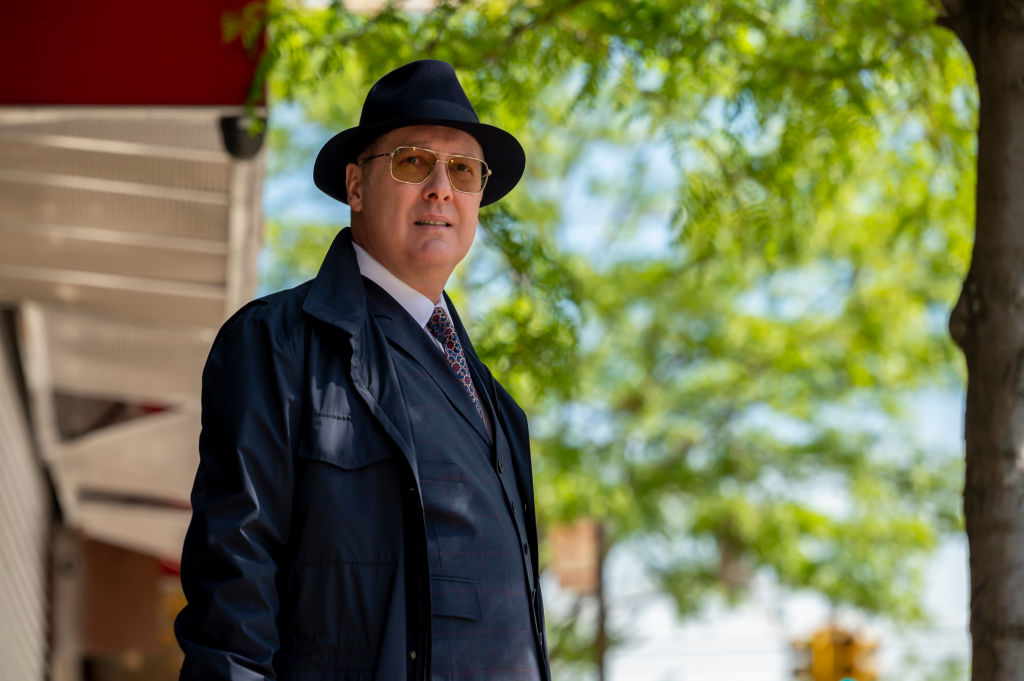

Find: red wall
1;0;263;105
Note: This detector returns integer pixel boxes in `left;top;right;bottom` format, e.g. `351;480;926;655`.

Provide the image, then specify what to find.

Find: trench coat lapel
300;228;416;472
363;279;491;445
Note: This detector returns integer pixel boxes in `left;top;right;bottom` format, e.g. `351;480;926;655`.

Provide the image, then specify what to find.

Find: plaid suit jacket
365;280;545;680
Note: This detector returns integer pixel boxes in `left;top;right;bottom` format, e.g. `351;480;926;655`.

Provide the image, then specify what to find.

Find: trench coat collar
301;227;367;334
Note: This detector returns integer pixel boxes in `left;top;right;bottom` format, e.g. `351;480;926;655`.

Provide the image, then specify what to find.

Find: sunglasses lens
389;147;489;193
391;147;437;183
447;156;487;193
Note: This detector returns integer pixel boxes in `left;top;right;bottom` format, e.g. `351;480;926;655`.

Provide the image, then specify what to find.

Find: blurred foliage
893;648;970;681
233;0;974;675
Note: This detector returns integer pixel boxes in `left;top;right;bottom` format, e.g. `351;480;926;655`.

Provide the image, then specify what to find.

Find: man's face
345;125;484;299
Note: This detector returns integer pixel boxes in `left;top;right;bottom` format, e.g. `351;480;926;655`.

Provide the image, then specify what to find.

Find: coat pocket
290;413;404;566
431;576;481;621
279;560;400;674
301;412;393;470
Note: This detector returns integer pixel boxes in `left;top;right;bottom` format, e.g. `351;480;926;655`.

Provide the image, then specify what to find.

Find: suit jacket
364;280;545;680
175;227;549;681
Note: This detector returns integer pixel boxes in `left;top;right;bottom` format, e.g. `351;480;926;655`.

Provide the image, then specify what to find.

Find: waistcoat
364;281;543;681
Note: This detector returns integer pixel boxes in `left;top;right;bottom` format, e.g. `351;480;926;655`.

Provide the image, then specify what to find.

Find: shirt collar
352;240;450;328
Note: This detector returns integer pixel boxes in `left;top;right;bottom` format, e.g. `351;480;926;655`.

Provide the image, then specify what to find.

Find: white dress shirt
352;241;451;352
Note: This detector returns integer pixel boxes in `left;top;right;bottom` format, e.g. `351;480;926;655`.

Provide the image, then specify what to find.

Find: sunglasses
359;146;492;194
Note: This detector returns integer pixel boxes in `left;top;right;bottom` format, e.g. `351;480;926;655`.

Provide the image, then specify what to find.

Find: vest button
409;650;417;661
497;459;505;473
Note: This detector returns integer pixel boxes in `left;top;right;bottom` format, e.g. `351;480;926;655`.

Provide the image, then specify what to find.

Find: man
175;60;550;681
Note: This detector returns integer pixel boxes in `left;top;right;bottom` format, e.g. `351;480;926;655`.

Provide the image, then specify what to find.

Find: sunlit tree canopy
231;0;975;674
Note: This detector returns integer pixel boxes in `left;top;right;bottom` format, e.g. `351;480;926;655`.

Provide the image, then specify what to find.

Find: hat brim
313;118;525;207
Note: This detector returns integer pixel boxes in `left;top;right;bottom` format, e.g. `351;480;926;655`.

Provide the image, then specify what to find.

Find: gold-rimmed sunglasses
359;146;491;194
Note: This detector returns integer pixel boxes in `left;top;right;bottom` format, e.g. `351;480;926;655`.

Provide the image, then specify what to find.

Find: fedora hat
313;59;525;207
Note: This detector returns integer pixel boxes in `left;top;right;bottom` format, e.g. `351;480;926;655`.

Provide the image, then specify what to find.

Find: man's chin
415;238;466;265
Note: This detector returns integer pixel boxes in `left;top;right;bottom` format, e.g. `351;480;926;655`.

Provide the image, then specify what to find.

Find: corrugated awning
1;106;265;561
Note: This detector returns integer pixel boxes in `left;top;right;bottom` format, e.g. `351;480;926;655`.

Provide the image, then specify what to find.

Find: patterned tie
426;306;485;421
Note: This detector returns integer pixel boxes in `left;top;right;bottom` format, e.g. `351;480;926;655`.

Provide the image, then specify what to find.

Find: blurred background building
0;3;265;679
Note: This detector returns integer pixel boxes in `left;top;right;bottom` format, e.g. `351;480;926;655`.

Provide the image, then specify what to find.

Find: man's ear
345;163;363;211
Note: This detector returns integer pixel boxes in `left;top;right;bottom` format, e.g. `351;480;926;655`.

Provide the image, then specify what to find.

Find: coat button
409;650;417;660
497;459;505;473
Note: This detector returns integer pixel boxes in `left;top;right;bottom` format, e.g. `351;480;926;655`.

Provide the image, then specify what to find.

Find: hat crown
360;59;480;127
313;59;524;207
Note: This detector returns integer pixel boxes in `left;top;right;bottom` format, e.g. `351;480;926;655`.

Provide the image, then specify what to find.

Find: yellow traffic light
792;625;878;681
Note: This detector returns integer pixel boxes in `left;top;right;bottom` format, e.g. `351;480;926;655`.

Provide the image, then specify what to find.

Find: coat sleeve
175;302;301;681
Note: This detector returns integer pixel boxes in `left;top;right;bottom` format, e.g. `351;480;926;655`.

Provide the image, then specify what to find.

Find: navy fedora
313;59;525;207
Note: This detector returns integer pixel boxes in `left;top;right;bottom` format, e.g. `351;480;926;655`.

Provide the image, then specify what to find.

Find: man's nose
421;161;453;202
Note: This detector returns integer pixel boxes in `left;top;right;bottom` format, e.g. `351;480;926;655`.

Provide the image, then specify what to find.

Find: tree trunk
945;2;1024;679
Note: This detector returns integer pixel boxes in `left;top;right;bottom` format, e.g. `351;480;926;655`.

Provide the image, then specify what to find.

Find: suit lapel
363;279;491;445
444;291;504;439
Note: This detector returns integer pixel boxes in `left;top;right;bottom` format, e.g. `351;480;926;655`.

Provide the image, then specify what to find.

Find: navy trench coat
175;228;548;681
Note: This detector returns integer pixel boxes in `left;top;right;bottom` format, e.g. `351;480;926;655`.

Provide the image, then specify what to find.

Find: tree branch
478;0;594;65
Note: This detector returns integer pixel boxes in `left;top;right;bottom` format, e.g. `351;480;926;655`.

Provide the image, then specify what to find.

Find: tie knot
427;306;455;344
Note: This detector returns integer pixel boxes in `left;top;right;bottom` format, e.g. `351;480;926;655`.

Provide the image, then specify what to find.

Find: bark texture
945;1;1024;679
